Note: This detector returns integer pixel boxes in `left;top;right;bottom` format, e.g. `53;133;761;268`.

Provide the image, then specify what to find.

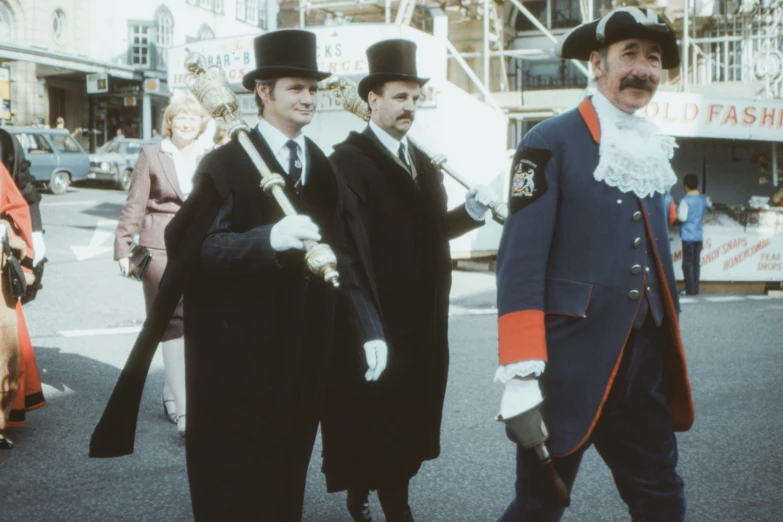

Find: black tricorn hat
357;39;430;101
555;7;680;69
242;29;331;91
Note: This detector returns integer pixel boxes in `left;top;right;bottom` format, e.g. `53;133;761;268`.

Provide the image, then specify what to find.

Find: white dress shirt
256;118;308;185
369;119;410;166
160;137;198;198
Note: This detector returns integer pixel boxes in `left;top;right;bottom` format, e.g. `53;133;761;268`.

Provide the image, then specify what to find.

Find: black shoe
347;489;372;522
0;435;14;450
386;506;414;522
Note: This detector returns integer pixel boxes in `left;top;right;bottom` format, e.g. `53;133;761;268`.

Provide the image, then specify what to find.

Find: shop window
0;2;14;43
50;134;81;153
129;23;151;67
189;0;223;13
52;9;66;44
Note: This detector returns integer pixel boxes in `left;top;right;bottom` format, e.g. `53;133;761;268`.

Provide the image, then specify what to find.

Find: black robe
90;129;380;521
321;127;482;492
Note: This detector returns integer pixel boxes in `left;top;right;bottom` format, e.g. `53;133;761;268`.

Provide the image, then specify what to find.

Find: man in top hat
495;8;694;521
89;29;387;521
320;39;497;522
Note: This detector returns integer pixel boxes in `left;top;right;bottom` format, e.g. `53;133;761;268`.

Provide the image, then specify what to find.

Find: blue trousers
681;241;702;295
498;316;685;522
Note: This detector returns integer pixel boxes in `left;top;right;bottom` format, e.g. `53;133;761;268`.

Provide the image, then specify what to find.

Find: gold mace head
320;76;371;122
184;52;247;136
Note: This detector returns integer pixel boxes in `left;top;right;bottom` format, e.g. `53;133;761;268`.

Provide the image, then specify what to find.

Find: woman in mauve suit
114;93;210;437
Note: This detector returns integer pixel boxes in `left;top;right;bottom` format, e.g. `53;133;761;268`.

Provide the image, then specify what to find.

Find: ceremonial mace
322;76;509;225
185;53;340;287
497;401;571;507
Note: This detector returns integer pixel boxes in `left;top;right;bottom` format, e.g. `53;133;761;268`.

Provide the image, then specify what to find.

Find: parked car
89;138;157;191
4;127;90;195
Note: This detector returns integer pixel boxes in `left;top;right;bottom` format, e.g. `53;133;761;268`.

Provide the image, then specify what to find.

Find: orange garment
1;163;45;427
668;200;677;226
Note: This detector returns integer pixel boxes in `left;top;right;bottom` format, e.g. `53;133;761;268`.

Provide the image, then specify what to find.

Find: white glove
499;378;543;419
465;184;497;221
363;339;388;382
32;231;46;267
269;215;321;252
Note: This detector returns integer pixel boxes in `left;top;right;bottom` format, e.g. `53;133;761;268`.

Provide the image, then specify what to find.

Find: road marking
748;295;780;300
679;297;698;304
704;296;745;302
71;218;118;260
450;306;497;316
41;383;76;398
58;325;142;337
40;201;94;207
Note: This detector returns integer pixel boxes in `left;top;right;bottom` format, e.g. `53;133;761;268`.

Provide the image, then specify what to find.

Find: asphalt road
1;185;782;521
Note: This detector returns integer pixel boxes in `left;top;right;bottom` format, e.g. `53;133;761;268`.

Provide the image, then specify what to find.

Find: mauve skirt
142;246;184;342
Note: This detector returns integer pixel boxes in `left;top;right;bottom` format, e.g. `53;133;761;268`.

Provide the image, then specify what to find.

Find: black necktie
285;140;302;192
398;143;409;170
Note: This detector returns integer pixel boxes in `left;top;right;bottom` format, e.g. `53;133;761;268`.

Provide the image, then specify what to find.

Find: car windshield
97;140;127;154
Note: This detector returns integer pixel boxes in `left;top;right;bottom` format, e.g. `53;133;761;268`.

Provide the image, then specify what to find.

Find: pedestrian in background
114;92;209;437
678;173;710;295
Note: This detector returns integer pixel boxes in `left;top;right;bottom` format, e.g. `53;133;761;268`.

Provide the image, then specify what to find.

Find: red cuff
498;310;548;365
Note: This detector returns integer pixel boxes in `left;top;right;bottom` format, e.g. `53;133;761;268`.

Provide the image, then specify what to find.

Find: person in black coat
321;39;497;522
90;30;387;522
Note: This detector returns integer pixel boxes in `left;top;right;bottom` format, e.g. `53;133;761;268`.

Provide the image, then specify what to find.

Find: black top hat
242;29;331;91
555;8;680;69
357;39;430;101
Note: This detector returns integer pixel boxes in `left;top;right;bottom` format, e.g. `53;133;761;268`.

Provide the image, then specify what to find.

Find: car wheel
49;171;70;195
117;169;133;191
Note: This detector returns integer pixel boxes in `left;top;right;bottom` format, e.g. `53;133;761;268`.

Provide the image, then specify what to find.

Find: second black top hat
358;39;430;101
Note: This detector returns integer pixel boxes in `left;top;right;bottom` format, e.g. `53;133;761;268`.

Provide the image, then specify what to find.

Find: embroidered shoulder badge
509;147;551;214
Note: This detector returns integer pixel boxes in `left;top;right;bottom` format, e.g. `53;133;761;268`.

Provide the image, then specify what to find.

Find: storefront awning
0;43;142;81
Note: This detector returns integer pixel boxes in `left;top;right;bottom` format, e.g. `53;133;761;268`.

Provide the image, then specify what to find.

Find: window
50;134;82;153
52;9;66;44
19;134;53;154
126;143;141;155
155;5;174;68
130;24;150;66
236;0;261;27
0;2;14;43
188;0;223;13
197;24;215;41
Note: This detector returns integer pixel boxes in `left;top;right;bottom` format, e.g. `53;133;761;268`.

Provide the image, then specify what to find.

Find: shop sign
144;78;160;93
669;211;783;281
167;25;446;90
86;73;109;94
123;96;137;107
644;92;783;143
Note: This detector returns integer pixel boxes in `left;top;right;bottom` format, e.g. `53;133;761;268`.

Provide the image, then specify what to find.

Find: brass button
646;267;650;273
646;286;652;292
631;265;643;275
628;290;641;300
633;237;642;248
632;211;642;222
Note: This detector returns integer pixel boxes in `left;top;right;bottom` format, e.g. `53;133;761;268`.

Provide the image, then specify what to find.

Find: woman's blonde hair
162;91;209;138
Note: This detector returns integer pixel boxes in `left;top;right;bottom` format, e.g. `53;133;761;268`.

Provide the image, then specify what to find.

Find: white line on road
40;200;94;207
679;297;698;304
450;306;497;316
747;295;780;300
58;326;142;337
704;296;746;302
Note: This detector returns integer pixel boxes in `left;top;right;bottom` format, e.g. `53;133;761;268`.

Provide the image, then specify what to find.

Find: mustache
397;112;415;121
620;76;655;92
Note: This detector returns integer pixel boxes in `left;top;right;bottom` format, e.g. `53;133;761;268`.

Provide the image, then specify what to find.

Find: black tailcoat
90;129;379;521
321;127;481;491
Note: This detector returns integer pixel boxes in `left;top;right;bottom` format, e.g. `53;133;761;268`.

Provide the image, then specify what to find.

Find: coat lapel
362;126;416;180
157;148;186;201
578;96;601;144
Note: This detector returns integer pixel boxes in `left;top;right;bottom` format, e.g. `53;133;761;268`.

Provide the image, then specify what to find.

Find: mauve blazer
114;143;187;259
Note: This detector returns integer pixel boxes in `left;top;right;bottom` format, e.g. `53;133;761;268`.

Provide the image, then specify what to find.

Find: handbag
128;243;153;281
3;235;27;299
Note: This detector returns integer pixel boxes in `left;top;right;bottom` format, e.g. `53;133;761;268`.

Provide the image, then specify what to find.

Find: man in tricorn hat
495;8;694;521
321;39;497;522
89;29;387;521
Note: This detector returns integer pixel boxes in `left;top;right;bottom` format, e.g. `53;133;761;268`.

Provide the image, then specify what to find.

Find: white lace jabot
591;91;677;199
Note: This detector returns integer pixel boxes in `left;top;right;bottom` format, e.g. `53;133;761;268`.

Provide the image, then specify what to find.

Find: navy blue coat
496;98;694;456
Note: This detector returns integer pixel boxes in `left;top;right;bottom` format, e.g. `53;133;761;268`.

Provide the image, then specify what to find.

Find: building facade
0;0;269;150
